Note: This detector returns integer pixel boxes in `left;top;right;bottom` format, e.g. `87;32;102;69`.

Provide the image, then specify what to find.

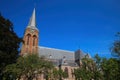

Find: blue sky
0;0;120;58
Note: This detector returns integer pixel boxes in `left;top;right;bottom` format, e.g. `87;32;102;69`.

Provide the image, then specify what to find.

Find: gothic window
33;35;37;46
32;48;34;53
26;34;31;45
64;67;69;78
71;69;74;78
26;47;28;53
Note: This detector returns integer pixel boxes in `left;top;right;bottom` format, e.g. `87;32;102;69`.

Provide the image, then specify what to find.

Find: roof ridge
39;46;74;53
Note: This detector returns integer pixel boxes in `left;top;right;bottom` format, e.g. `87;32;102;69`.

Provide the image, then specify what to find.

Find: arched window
32;48;34;53
71;69;74;78
26;34;31;45
26;47;28;53
64;67;69;78
33;35;37;46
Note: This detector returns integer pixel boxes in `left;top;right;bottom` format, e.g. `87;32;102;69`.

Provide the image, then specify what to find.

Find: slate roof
38;46;89;67
39;46;75;60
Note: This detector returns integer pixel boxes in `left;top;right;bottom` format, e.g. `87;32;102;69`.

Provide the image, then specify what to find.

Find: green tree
74;68;83;80
52;68;59;80
74;57;94;80
4;54;54;80
58;69;64;80
52;68;68;80
0;14;22;79
74;55;103;80
111;32;120;58
81;57;93;80
101;58;120;80
93;54;104;80
42;58;54;80
3;64;21;80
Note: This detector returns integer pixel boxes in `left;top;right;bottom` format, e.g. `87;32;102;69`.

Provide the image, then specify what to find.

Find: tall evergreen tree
0;14;22;78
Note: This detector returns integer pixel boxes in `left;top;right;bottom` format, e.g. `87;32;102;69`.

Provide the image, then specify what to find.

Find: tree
3;54;54;80
74;55;104;80
101;58;120;80
0;14;22;78
42;58;54;80
3;64;21;80
52;68;68;80
74;57;94;80
111;32;120;58
52;68;59;80
93;54;104;80
74;68;83;80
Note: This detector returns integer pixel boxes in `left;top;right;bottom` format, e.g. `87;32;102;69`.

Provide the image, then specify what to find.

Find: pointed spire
27;8;38;30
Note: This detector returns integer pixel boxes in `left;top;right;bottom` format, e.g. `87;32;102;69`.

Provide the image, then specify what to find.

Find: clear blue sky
0;0;120;58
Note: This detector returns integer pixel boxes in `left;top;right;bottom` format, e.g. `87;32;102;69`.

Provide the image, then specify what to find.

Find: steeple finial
27;8;38;30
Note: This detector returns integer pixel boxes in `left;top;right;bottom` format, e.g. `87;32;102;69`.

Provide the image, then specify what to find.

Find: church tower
21;8;39;55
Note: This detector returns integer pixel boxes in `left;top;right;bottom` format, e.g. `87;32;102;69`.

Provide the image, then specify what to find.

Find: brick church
20;8;90;80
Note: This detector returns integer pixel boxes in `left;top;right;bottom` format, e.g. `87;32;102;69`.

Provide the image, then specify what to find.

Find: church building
21;8;90;80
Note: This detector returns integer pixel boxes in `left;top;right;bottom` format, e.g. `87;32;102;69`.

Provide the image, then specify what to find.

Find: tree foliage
101;58;120;80
74;57;95;80
3;54;54;80
74;54;120;80
52;68;68;80
0;14;22;78
111;32;120;58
